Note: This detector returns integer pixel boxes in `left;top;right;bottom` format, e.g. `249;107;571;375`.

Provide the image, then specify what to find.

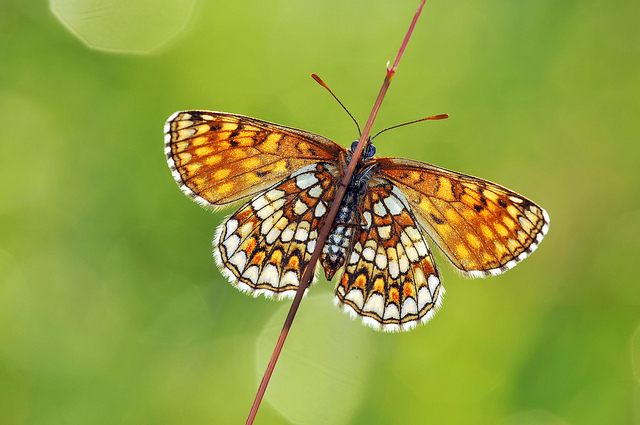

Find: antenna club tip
311;73;325;86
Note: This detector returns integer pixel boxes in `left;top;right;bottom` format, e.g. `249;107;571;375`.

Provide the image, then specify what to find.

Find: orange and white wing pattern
334;179;443;332
214;163;340;298
374;157;550;277
164;111;345;208
165;109;550;332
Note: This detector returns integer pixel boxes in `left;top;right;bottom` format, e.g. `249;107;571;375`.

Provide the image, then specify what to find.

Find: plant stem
245;2;427;423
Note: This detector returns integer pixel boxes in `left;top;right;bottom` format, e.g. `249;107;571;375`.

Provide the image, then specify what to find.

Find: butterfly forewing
164;111;345;207
215;163;340;298
374;157;550;277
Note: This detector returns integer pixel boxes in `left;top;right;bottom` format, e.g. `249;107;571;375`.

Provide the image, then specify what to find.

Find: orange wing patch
374;157;550;277
165;111;345;207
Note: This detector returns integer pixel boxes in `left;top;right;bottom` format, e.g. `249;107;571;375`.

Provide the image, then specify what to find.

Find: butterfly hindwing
334;179;444;331
215;162;340;297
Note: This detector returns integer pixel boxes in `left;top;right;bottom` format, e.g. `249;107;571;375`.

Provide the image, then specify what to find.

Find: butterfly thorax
321;143;376;280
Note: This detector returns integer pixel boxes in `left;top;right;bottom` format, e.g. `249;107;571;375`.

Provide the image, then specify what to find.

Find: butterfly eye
350;141;376;159
365;143;376;158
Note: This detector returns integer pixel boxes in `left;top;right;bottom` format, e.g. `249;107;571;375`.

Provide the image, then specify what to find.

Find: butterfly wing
334;179;444;331
164;111;345;208
374;157;550;277
215;163;341;297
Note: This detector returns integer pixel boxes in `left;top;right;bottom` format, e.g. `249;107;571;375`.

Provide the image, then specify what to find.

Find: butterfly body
321;148;376;280
165;110;549;332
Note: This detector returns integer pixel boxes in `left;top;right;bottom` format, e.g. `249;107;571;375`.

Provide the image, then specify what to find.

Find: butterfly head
349;140;376;161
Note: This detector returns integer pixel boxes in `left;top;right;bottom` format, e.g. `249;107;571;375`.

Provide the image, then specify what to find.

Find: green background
2;0;639;424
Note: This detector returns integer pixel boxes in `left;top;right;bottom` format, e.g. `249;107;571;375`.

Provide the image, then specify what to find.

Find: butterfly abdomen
321;165;375;279
322;223;353;280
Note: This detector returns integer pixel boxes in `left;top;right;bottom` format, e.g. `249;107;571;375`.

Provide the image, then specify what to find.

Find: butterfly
164;110;549;332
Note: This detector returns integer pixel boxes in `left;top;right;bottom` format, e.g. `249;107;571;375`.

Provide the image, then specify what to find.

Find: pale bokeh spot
257;293;375;425
50;0;197;54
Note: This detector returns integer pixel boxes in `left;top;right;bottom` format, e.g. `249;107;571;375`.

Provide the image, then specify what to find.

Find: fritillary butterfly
164;111;549;332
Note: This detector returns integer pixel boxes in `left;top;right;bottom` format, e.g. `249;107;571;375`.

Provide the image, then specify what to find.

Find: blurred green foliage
1;0;639;424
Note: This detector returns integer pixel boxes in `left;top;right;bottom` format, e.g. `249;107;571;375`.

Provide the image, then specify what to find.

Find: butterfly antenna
370;113;449;141
312;73;362;137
